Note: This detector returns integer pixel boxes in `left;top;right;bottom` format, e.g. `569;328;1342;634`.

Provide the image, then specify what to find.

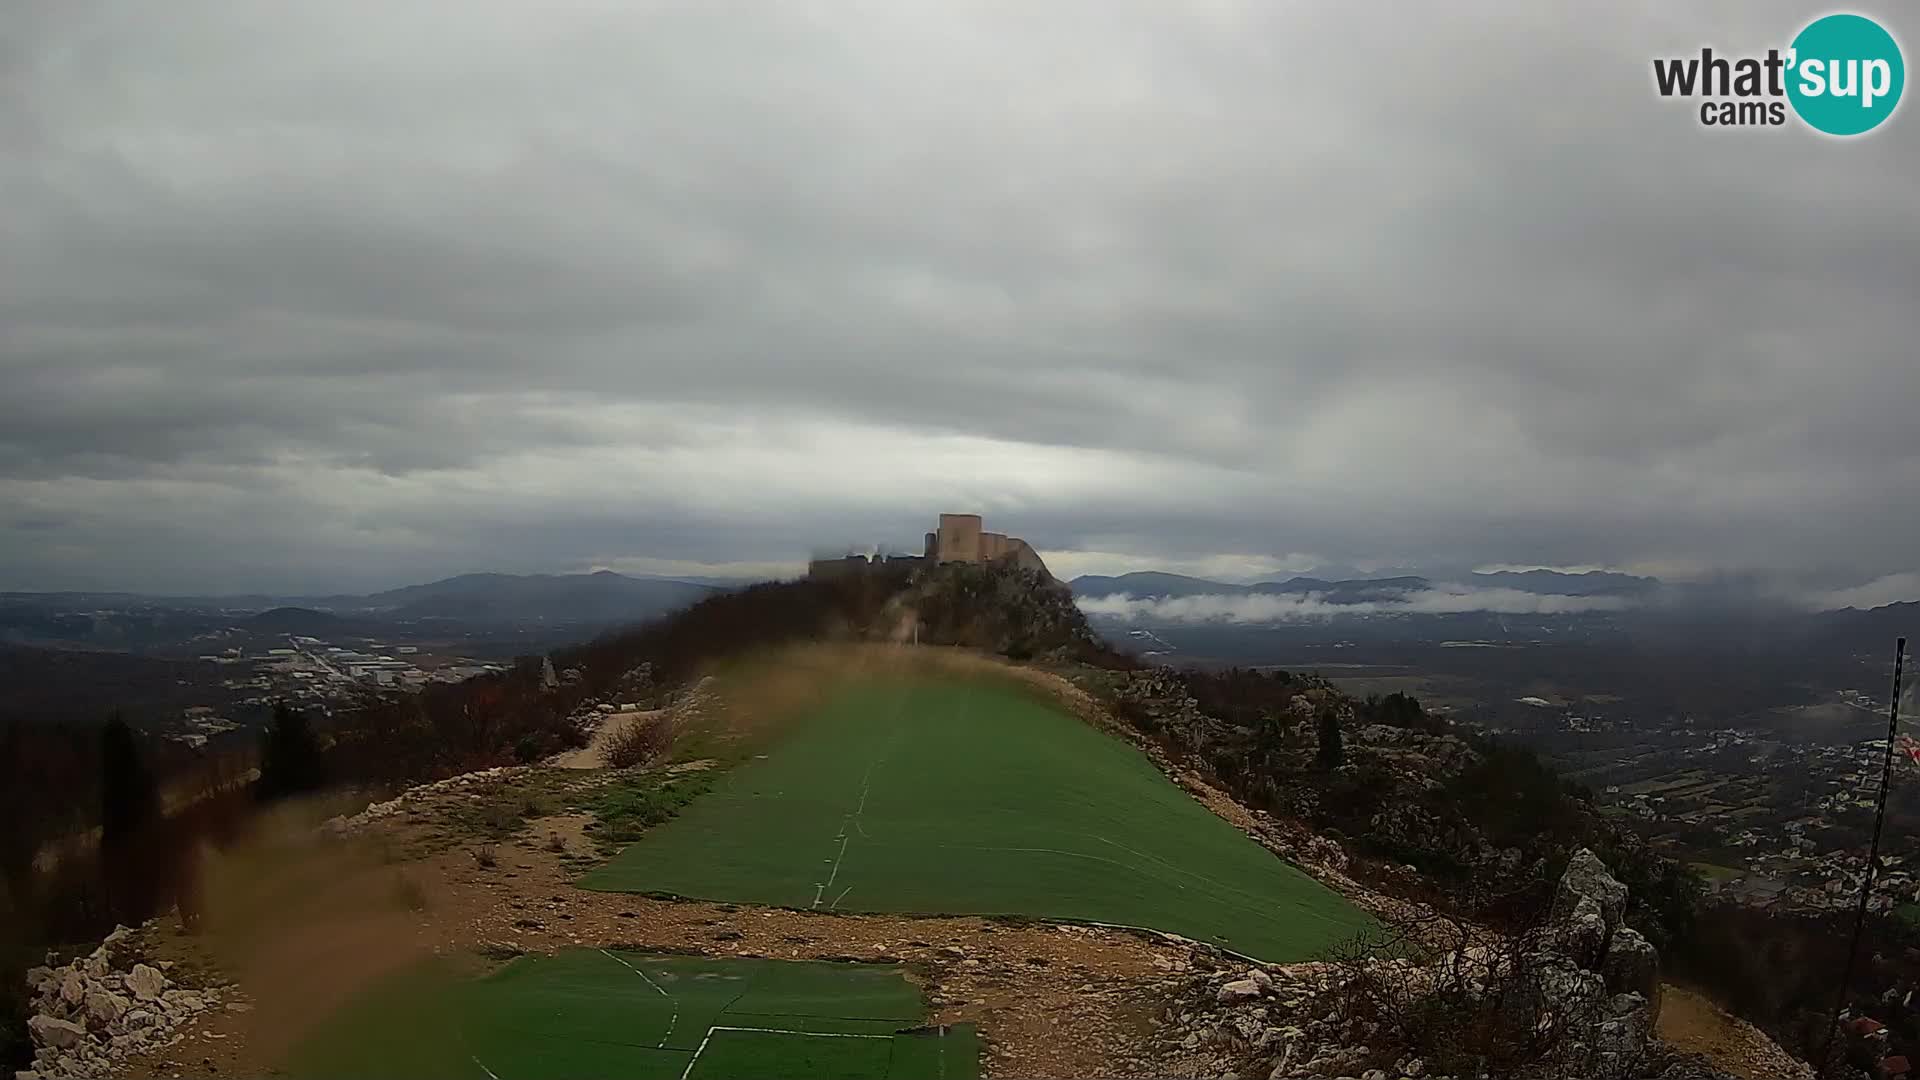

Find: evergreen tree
100;714;160;848
1315;704;1345;769
258;703;325;801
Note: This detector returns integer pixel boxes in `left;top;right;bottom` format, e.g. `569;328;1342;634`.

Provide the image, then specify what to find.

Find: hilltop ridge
6;560;1814;1080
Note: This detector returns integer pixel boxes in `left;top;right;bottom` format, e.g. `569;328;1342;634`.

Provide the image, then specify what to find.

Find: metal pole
1821;637;1907;1076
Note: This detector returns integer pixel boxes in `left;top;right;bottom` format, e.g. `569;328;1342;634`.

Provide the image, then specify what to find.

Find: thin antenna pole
1821;637;1907;1077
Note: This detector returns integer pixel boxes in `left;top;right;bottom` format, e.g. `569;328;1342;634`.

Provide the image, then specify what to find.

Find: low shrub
1326;907;1649;1080
604;714;675;770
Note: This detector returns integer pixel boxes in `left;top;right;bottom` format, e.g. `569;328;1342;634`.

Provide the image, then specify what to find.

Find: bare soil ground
123;763;1215;1079
112;647;1804;1080
1656;983;1816;1080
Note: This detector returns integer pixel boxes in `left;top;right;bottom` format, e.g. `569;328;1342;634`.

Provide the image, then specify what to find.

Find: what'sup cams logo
1653;12;1904;135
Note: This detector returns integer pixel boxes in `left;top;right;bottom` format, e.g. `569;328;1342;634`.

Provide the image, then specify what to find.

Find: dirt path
547;707;666;769
1657;983;1816;1080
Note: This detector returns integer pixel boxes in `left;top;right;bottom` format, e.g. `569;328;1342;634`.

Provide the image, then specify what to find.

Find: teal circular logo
1787;14;1905;135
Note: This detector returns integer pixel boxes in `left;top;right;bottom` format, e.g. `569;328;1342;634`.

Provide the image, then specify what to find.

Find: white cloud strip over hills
1792;573;1920;612
1077;584;1638;624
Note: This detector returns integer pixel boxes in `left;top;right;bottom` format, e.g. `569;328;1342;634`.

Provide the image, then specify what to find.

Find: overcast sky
3;1;1917;597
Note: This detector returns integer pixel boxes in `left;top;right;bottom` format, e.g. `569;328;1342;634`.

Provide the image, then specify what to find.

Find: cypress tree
1316;704;1345;770
101;714;160;847
258;703;325;801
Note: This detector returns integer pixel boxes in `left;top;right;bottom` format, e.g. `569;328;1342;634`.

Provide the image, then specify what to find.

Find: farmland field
288;951;975;1080
582;678;1371;961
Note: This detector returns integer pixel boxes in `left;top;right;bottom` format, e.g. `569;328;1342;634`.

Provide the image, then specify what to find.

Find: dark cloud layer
2;1;1917;596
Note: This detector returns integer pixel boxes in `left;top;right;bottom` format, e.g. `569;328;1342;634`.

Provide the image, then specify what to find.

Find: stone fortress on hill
807;513;1053;581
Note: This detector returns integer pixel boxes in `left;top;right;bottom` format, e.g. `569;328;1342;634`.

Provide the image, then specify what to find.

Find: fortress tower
818;512;1052;581
934;513;983;564
929;512;1051;579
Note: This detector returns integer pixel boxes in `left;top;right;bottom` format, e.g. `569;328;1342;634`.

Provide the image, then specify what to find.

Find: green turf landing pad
473;1038;688;1080
581;678;1374;962
686;1029;893;1080
284;951;976;1080
685;1024;976;1080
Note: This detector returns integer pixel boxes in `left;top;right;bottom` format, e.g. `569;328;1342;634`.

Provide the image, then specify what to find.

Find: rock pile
1155;959;1452;1080
563;663;658;735
1152;850;1753;1080
320;765;525;835
668;675;716;726
18;926;225;1080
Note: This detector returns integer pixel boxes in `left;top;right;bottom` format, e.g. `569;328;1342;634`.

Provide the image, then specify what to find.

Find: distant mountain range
1067;569;1658;602
2;571;721;628
356;570;715;623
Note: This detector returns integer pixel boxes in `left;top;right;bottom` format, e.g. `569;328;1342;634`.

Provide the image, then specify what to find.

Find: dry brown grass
684;642;1116;752
602;713;675;769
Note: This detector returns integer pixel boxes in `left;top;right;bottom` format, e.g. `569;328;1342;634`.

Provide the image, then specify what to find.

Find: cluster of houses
258;637;500;691
1695;784;1920;916
165;705;243;749
1578;713;1920;918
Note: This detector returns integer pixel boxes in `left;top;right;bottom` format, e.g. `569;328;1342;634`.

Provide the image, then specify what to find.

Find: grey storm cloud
1;0;1917;595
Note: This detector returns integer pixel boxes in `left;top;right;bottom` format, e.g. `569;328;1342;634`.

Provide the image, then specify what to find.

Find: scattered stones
26;1016;85;1050
22;925;220;1078
126;964;166;1002
1216;978;1265;1004
1149;850;1794;1080
84;989;129;1025
320;766;527;835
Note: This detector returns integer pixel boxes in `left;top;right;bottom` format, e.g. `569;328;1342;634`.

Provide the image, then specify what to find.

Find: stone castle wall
812;512;1051;581
936;513;983;564
931;514;1050;579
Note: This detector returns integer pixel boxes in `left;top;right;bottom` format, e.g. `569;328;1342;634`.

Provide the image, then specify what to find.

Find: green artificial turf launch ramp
582;678;1371;961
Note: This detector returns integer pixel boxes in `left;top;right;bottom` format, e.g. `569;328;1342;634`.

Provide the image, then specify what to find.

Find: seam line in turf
813;685;909;909
599;948;678;1048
